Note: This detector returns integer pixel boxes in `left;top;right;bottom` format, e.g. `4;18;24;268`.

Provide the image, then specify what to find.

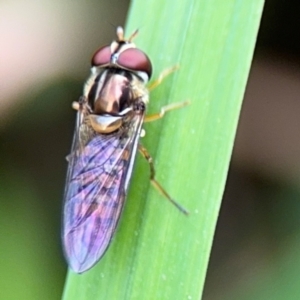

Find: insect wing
62;111;143;273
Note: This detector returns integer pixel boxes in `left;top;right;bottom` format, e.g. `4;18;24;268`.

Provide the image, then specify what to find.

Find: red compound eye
91;46;111;66
91;45;152;79
118;48;152;78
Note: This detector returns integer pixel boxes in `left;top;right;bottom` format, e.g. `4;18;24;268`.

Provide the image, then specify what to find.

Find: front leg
147;66;179;91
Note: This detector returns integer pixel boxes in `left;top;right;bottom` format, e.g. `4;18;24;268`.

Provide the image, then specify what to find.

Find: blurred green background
1;0;300;299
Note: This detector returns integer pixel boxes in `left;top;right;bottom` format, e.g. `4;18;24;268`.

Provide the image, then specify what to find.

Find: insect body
62;27;187;273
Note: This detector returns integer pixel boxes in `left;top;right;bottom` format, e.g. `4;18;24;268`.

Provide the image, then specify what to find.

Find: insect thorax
83;67;148;134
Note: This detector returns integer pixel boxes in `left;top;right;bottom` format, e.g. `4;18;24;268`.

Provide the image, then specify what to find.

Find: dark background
1;1;300;299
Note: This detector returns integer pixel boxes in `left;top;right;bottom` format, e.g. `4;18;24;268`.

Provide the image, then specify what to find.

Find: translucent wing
62;110;143;273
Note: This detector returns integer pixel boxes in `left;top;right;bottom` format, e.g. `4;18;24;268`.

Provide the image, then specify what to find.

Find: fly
62;26;188;273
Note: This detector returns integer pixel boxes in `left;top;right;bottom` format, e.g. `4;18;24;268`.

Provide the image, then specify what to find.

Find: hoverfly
62;26;188;273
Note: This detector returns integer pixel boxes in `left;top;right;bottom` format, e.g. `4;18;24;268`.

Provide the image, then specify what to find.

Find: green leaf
62;0;264;299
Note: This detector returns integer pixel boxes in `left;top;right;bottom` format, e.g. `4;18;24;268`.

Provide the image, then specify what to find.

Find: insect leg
72;96;93;115
138;144;189;215
147;66;179;91
144;100;190;123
